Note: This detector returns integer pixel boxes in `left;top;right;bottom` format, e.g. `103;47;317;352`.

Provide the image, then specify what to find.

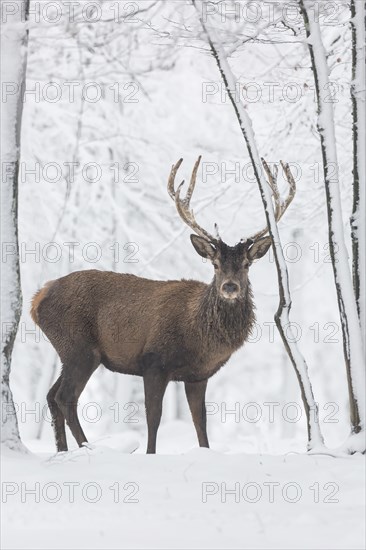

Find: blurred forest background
11;0;356;452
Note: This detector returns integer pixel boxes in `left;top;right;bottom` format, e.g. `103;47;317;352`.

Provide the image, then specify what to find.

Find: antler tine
246;158;296;242
262;159;281;221
168;158;184;201
168;156;218;243
185;155;201;204
279;161;296;219
247;159;279;242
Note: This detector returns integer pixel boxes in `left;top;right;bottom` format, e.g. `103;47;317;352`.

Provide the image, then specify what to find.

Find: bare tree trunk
1;0;30;451
192;0;324;450
299;0;365;442
350;0;366;349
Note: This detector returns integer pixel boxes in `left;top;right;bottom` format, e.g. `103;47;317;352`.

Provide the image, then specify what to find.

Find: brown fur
30;281;54;324
32;271;254;381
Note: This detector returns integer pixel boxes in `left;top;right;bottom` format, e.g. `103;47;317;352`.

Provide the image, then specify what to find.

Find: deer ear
190;235;216;259
248;236;272;261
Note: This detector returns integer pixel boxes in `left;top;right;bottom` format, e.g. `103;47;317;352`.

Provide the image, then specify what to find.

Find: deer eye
243;262;249;269
213;262;219;270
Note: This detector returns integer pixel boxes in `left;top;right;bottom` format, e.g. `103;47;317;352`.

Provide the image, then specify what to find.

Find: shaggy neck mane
197;279;256;348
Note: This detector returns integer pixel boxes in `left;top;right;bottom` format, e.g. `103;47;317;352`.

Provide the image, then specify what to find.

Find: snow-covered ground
2;427;365;550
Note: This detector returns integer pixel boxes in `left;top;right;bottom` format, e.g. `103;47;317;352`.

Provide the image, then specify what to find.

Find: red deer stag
31;156;295;453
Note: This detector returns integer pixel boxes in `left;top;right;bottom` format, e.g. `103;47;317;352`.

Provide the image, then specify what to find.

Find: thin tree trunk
1;0;30;451
299;0;365;439
192;0;324;450
350;0;365;349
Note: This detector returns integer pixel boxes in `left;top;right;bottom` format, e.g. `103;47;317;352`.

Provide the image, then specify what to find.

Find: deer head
168;156;296;302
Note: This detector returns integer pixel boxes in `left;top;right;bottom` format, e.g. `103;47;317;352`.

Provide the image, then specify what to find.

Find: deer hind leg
185;379;209;448
143;362;169;454
47;375;67;452
55;349;100;448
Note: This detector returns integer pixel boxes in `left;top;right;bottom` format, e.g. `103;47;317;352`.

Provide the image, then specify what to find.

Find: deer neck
197;279;255;348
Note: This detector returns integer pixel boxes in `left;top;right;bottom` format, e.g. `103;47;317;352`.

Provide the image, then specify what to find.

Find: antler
247;159;296;241
168;156;220;244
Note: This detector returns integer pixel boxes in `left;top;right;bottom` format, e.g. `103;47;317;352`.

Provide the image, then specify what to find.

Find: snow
2;432;365;550
2;2;366;547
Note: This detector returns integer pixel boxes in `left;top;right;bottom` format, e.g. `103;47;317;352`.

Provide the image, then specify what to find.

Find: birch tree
1;0;30;450
350;0;365;348
299;0;365;447
192;0;325;451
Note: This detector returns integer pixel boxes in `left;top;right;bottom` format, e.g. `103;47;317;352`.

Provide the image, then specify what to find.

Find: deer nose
222;282;239;295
